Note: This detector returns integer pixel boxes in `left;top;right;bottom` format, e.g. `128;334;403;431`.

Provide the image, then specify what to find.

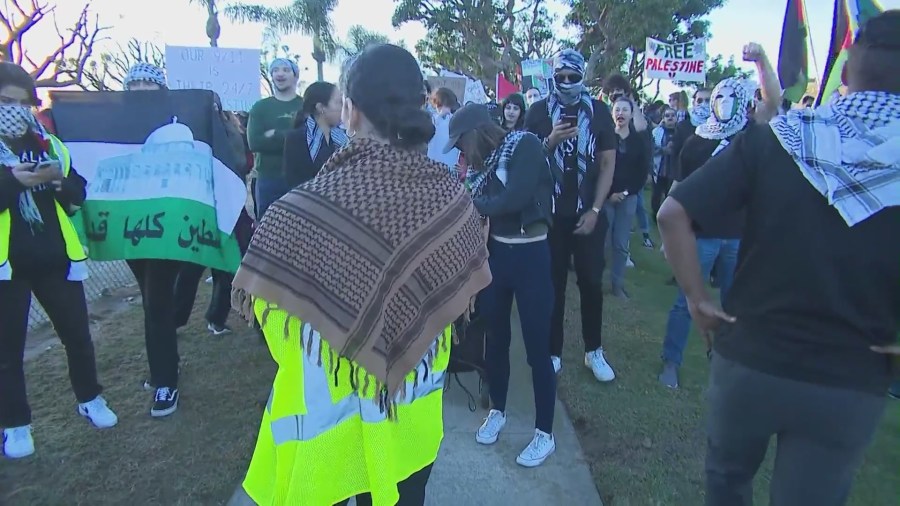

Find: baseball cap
443;103;495;154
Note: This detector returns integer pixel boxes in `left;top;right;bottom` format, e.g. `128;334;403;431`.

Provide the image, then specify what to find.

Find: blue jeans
254;175;289;221
604;194;639;291
635;191;650;234
483;238;556;433
661;238;740;366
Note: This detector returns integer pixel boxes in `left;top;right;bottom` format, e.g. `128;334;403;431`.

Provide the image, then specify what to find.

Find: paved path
228;321;603;505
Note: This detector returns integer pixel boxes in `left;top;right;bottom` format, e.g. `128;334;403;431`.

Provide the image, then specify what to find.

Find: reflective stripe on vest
0;134;87;282
269;322;446;446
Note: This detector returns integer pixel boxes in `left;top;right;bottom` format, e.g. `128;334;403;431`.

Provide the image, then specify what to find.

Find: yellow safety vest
0;134;88;282
243;298;449;506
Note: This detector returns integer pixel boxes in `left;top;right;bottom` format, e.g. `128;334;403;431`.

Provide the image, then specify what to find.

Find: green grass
557;199;900;505
0;283;274;505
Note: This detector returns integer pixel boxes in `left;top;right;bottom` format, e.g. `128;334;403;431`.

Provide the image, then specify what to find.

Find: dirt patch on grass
0;284;274;505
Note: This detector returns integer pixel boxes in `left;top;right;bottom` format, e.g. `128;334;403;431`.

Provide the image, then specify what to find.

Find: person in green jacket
247;58;302;219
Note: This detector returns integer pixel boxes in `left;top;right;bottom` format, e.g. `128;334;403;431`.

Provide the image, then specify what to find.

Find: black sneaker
150;387;179;418
207;322;232;336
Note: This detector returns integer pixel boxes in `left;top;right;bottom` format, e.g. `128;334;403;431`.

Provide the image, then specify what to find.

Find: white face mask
0;105;34;138
712;86;739;123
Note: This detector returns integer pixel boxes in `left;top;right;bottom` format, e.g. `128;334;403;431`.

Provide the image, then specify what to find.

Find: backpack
446;296;491;410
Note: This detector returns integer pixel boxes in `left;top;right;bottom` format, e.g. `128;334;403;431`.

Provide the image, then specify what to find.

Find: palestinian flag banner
48;90;246;273
777;0;810;103
816;0;883;105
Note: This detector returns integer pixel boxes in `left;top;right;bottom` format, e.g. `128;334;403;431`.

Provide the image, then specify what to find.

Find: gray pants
603;194;638;291
706;353;887;506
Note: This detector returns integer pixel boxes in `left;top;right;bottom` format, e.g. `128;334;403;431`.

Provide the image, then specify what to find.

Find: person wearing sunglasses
524;49;618;382
670;88;712;181
651;106;678;219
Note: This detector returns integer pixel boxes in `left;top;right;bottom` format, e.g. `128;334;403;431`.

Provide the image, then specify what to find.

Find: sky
20;0;900;97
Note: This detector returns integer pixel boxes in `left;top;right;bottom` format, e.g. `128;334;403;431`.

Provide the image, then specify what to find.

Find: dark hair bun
343;44;436;148
383;104;436;149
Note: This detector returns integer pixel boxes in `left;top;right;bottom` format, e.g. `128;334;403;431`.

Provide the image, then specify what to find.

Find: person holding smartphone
524;49;618;383
0;62;118;459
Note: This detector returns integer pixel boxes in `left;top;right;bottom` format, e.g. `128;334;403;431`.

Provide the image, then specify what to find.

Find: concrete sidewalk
228;324;603;505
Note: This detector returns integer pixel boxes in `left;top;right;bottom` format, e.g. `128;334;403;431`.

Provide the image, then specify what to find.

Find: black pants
335;464;433;506
483;239;556;433
173;264;233;328
127;259;184;389
706;353;887;506
549;214;608;356
651;176;673;219
0;272;102;427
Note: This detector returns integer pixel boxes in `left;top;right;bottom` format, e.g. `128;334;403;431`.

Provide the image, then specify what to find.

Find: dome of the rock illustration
142;117;195;151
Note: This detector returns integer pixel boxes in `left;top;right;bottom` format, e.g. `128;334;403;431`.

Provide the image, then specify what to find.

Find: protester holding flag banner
49;63;247;418
0;62;118;459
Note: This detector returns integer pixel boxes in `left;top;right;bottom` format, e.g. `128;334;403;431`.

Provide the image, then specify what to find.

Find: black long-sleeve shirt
609;127;651;196
0;133;86;276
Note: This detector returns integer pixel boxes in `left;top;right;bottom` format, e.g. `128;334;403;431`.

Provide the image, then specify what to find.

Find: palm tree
339;25;390;59
188;0;222;47
224;0;338;81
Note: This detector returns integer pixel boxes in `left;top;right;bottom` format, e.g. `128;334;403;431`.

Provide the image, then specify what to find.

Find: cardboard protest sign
49;90;246;272
427;76;467;104
165;45;261;111
644;38;707;83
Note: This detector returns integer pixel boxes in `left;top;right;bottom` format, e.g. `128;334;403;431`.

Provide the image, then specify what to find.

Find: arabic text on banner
48;90;246;273
165;45;261;112
644;38;707;83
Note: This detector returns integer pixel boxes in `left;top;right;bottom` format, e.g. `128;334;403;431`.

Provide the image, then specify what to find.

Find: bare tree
1;0;108;88
78;38;165;91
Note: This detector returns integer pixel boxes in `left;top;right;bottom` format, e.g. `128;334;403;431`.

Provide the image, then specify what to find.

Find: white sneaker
551;356;562;374
78;395;118;429
585;348;615;382
3;425;35;459
626;256;635;268
516;429;556;467
475;409;507;445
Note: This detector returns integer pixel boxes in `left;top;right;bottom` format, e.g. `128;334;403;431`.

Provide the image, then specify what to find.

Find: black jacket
473;133;553;237
0;132;86;276
282;121;335;188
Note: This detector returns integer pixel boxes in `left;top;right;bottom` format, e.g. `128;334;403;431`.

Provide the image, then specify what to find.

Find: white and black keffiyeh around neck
769;91;900;227
547;49;595;212
306;115;349;163
0;105;50;233
696;77;754;141
466;130;527;198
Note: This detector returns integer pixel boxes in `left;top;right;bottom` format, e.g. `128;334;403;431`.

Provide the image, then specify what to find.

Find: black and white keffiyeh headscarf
0;105;50;232
124;62;167;90
696;77;754;141
306;115;349;163
466;130;527;198
689;103;711;127
547;49;595;212
770;91;900;226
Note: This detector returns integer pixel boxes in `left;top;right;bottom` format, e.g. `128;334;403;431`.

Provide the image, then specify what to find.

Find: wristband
590;207;601;214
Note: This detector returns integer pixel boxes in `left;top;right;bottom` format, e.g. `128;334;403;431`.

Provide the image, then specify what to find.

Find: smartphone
36;160;59;170
561;112;578;128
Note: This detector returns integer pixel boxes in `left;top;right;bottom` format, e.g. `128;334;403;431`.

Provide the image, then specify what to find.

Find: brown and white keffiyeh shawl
232;137;492;399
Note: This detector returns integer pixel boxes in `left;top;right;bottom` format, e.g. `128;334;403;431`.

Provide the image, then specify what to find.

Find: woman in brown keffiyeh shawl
232;46;492;401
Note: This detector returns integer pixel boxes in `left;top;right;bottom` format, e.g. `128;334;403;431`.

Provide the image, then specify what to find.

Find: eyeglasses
555;74;582;85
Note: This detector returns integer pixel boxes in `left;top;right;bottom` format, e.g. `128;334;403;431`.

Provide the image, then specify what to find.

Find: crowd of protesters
1;8;899;506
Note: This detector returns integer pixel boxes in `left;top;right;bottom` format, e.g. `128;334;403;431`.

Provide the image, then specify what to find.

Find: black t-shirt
0;133;86;277
669;124;900;394
524;98;616;217
609;127;650;196
677;135;743;239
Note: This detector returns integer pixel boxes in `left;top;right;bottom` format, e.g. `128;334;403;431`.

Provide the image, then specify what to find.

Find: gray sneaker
659;361;679;389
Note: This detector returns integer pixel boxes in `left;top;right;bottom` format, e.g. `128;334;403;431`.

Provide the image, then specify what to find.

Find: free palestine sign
644;38;707;83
